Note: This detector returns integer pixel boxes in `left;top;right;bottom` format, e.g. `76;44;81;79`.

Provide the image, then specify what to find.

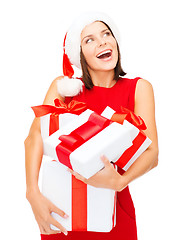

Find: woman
25;12;159;240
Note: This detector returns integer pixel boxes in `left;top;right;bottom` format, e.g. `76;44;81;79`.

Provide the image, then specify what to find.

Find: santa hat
57;11;120;97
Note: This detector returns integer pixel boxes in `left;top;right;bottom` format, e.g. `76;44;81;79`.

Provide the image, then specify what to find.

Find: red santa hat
58;11;120;97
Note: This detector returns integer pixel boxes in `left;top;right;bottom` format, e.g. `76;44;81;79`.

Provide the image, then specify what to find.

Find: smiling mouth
96;50;112;59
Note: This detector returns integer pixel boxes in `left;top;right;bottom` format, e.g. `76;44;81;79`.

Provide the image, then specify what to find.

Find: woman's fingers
48;203;69;235
39;222;61;235
49;202;69;219
36;200;69;235
67;168;87;183
41;228;61;235
49;216;68;236
39;225;46;234
40;214;67;235
28;191;68;236
67;155;111;181
100;155;111;167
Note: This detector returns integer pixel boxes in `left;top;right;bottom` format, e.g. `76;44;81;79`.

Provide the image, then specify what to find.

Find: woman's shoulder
51;75;64;83
136;78;152;87
48;75;64;91
43;76;64;105
134;78;154;108
135;78;153;95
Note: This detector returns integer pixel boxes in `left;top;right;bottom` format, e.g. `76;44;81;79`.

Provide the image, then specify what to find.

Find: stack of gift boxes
32;99;152;232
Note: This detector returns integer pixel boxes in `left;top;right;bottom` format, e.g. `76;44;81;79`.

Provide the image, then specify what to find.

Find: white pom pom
57;77;84;97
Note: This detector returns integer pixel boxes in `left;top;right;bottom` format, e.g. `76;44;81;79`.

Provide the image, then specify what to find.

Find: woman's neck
88;69;116;88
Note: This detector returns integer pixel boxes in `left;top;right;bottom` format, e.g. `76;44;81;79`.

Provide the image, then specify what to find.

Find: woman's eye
86;38;93;44
103;31;111;37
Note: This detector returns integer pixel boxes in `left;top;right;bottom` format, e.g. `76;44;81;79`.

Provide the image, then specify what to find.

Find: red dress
41;77;141;240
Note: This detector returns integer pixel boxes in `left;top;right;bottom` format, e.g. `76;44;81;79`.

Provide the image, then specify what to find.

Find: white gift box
101;107;152;171
42;106;152;179
42;108;134;179
41;160;116;232
40;113;78;139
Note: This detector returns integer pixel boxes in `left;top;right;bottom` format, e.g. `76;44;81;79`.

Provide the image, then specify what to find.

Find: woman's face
80;21;118;73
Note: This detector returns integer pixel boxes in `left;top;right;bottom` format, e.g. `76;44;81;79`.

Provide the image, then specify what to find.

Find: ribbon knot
56;112;112;169
31;99;87;135
31;99;87;117
111;106;147;130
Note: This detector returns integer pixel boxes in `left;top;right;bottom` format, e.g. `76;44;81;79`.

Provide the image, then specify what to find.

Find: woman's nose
98;37;107;47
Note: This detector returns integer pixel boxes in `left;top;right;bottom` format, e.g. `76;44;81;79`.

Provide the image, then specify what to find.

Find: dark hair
80;21;126;89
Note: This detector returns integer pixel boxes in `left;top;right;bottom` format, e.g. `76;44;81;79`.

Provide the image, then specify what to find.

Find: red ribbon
111;106;147;130
110;107;148;170
35;98;88;231
31;99;87;117
56;112;112;169
115;131;147;169
31;99;87;135
55;111;114;230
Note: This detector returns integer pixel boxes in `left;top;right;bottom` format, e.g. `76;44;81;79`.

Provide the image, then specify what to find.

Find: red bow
31;99;87;117
121;106;147;130
111;107;147;130
31;99;87;135
56;112;112;169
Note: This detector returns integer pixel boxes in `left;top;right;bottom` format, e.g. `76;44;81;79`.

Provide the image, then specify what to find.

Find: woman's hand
26;190;69;236
68;155;126;191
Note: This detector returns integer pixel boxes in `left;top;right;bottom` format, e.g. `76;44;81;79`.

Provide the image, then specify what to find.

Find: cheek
82;45;95;63
112;40;118;53
108;38;118;58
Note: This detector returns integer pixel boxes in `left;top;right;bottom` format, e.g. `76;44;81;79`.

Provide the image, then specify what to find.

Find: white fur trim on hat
65;11;120;69
57;77;84;97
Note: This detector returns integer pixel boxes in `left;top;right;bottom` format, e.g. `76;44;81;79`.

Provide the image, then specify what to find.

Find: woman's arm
68;79;159;191
119;78;159;190
25;76;69;235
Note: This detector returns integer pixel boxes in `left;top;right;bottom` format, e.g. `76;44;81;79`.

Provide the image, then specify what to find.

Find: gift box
101;106;152;171
32;99;151;232
42;107;135;179
32;99;117;232
32;99;88;138
38;106;151;179
41;160;116;232
32;99;152;179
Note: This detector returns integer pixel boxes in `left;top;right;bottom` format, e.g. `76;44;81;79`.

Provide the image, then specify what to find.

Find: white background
1;0;192;239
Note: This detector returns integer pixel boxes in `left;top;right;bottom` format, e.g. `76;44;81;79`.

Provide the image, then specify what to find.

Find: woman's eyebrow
82;34;93;42
82;28;109;42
